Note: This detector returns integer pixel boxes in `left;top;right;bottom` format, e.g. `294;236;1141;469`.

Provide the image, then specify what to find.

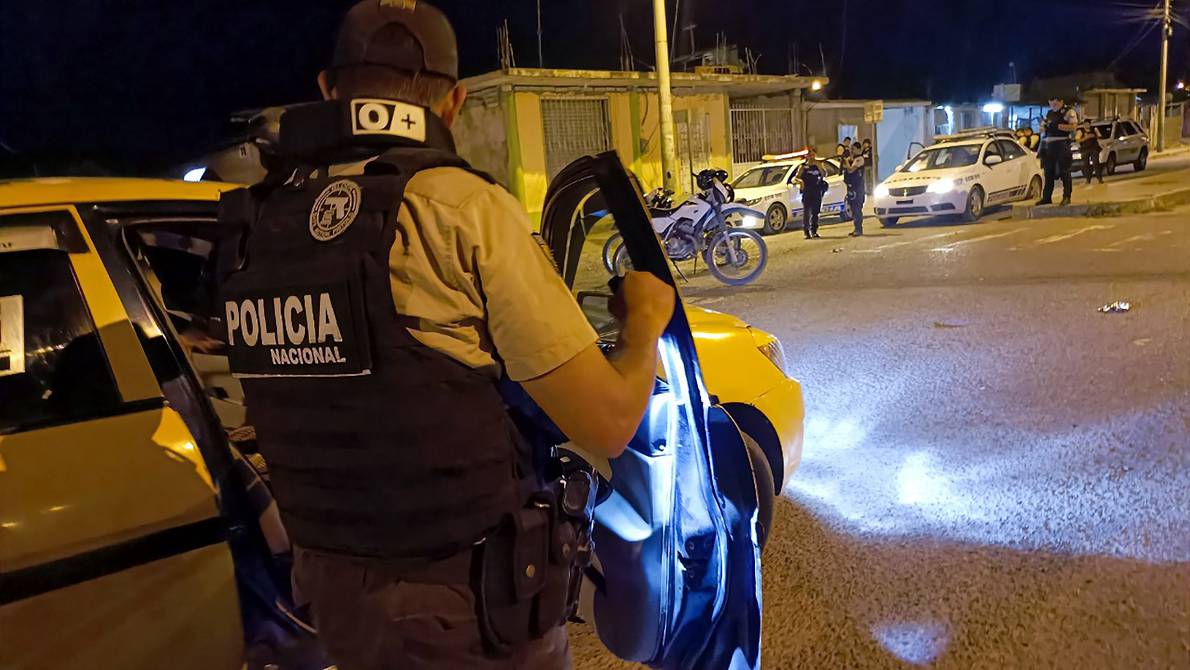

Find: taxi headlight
757;338;787;374
741;214;762;228
874;184;890;198
927;179;957;194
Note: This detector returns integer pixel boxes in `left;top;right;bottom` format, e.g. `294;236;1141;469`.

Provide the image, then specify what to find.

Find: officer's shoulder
406;166;512;210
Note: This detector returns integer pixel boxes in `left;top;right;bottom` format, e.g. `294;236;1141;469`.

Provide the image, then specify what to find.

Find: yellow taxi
0;176;802;667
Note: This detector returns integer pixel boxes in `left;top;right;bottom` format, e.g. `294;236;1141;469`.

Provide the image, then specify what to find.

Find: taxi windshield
904;145;981;172
733;165;792;189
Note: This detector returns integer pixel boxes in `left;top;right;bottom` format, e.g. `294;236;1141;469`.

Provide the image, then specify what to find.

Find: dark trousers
1041;141;1074;202
802;190;823;236
849;182;866;234
1083;150;1104;184
294;548;572;670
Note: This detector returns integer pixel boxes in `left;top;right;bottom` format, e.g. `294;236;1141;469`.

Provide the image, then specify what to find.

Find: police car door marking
350;98;427;143
0;295;25;378
310;180;362;242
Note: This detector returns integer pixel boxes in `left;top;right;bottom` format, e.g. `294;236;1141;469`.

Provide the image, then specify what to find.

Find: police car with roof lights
732;152;850;235
873;132;1044;227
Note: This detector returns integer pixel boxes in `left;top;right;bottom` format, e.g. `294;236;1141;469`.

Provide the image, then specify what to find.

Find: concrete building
453;67;824;224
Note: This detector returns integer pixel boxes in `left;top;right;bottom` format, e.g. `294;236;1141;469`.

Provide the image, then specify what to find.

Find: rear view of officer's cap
332;0;458;82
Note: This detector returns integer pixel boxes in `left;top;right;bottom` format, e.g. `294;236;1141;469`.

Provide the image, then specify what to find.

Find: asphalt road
572;204;1190;669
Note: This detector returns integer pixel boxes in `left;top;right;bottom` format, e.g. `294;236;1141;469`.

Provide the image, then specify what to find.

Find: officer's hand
611;271;675;345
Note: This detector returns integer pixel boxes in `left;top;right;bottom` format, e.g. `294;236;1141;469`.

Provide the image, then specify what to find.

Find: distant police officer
216;2;674;669
844;145;866;236
1079;123;1105;184
1037;95;1080;205
793;148;828;239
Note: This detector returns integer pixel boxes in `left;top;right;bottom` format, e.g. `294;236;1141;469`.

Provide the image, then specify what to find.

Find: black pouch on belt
474;504;550;653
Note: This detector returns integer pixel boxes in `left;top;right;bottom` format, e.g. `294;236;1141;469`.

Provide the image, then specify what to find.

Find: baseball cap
331;0;459;82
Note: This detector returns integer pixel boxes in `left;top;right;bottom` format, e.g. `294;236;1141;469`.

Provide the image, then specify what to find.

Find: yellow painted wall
513;91;549;226
466;87;734;222
632;91;732;196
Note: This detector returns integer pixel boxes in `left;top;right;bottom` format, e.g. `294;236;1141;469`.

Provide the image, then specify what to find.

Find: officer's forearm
521;340;658;460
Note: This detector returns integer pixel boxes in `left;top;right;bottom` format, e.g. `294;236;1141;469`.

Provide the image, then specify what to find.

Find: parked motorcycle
603;169;768;286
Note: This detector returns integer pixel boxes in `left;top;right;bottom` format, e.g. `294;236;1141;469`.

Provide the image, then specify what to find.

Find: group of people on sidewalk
792;139;871;240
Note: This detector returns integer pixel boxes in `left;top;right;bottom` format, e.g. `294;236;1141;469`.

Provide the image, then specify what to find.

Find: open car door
540;153;764;669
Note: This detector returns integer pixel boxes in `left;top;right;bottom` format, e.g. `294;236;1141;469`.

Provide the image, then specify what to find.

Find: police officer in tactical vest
1037;95;1080;206
793;148;828;240
215;2;674;668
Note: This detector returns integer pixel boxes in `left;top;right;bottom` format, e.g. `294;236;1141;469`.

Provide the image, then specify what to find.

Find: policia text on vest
223;281;370;378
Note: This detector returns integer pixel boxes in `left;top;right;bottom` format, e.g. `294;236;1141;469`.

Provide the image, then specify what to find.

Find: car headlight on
757;337;787;374
874;184;889;198
741;214;762;228
927;179;957;194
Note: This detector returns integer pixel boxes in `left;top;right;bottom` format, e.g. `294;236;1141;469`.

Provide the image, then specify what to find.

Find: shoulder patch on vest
310;180;362;242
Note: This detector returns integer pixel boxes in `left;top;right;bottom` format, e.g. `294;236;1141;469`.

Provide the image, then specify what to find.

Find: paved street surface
572;205;1190;668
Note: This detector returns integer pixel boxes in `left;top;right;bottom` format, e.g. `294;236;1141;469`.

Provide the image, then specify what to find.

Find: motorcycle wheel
704;229;768;286
602;233;624;274
611;242;634;276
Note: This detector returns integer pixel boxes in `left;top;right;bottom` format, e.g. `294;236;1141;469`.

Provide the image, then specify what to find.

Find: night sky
1;0;1186;175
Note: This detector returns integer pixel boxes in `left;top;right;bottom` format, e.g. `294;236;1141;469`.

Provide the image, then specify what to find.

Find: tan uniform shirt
381;166;597;382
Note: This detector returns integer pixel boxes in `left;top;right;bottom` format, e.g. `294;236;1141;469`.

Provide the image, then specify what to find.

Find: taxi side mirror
984;155;1004;166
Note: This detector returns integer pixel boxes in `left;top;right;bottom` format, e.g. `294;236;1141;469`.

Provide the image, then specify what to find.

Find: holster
473;469;597;656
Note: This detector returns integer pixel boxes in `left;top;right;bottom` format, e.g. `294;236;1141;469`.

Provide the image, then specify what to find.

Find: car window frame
998;139;1026;161
983;140;1003;164
79;203;240;486
0;207;169;436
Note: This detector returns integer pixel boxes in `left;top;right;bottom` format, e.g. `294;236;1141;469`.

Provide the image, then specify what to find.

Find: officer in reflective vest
216;2;674;668
1037;95;1080;206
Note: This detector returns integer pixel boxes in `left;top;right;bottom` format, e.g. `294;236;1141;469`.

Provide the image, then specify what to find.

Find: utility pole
1157;0;1171;151
653;0;679;192
537;0;544;68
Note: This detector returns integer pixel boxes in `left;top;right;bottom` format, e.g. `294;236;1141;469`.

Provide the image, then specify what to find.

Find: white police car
873;133;1043;227
732;152;850;235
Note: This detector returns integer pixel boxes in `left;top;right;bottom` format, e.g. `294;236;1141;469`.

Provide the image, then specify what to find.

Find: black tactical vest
1045;106;1073;141
217;100;525;560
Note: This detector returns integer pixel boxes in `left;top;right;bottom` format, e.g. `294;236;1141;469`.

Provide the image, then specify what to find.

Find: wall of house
454;91;509;188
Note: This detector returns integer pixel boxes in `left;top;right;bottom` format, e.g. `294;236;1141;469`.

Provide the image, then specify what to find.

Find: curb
1011;186;1190;220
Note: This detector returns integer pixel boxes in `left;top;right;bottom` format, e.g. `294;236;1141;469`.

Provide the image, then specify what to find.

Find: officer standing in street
1079;122;1105;185
1037;95;1080;205
793;147;827;239
844;144;866;237
216;2;674;669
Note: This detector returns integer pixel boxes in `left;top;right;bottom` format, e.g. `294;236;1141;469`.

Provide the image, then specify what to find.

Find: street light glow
982;102;1005;114
1178;81;1186;90
811;80;823;91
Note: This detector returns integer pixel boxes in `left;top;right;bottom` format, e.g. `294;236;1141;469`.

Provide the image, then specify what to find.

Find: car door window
820;160;842;178
999;140;1026;161
123;225;247;431
1;222;122;434
983;141;1002;164
1115;123;1129;140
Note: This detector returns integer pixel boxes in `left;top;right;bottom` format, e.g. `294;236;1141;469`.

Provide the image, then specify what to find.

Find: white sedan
873;135;1043;226
732;155;850;235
